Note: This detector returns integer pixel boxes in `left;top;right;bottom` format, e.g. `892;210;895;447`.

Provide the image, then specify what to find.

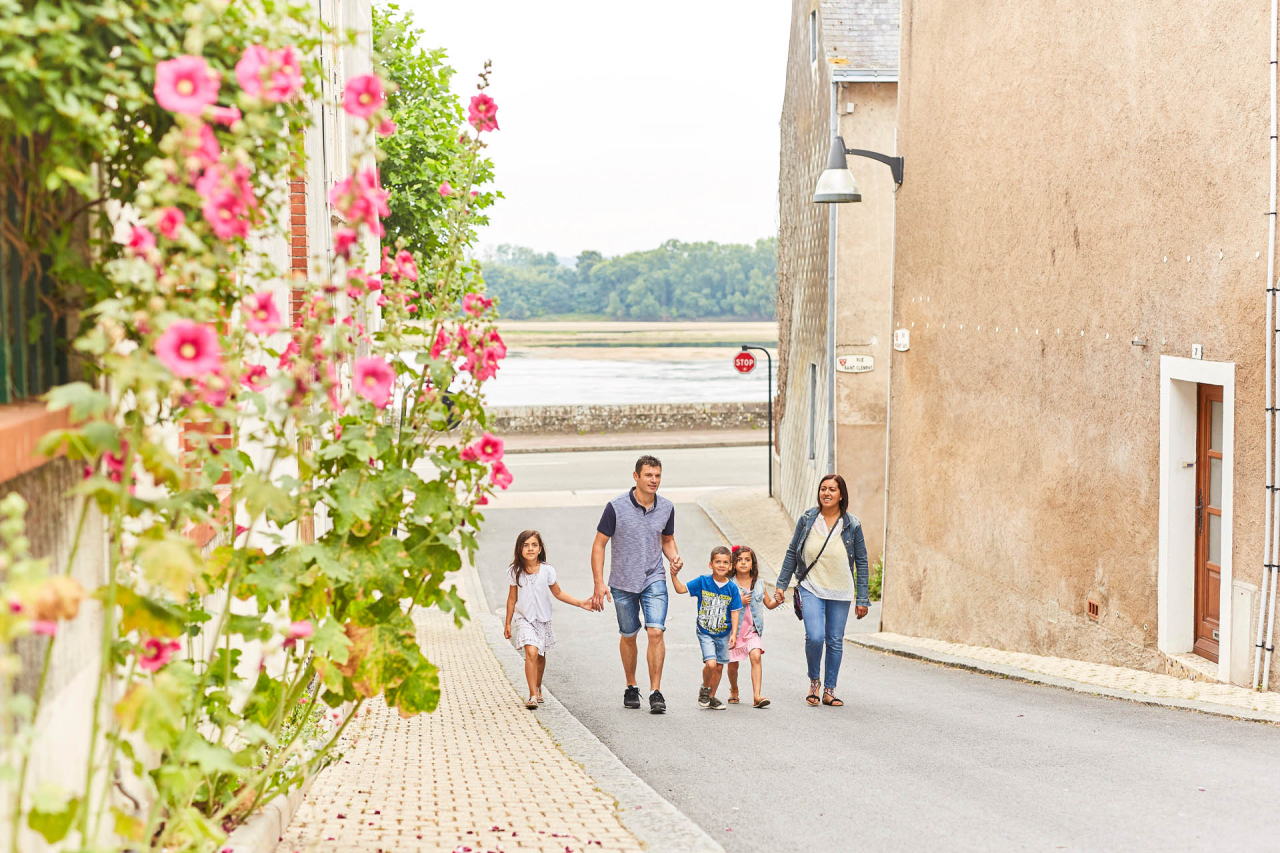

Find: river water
483;351;774;406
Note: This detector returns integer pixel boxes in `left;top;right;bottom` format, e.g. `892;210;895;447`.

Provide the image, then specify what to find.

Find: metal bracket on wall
846;148;904;186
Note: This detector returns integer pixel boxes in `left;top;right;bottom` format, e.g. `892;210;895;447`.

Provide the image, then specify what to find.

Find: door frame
1158;356;1235;682
1193;383;1223;662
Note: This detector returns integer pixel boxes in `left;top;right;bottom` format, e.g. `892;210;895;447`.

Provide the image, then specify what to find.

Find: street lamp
812;135;904;203
810;134;903;476
740;344;773;498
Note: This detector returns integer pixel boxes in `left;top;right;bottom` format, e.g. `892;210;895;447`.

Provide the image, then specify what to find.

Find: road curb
221;773;318;853
846;634;1280;726
462;561;724;853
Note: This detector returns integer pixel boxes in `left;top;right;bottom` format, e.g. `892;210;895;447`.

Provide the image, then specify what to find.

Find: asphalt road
475;448;1280;852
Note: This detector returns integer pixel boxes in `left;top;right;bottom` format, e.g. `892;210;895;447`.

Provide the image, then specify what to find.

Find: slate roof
819;0;899;74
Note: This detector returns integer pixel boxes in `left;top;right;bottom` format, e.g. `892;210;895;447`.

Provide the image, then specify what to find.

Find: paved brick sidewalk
275;576;644;853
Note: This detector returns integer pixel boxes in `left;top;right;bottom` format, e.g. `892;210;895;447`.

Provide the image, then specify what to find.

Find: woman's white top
509;562;557;623
799;514;854;601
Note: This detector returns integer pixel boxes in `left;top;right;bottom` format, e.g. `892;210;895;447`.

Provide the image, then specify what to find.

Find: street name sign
835;354;874;373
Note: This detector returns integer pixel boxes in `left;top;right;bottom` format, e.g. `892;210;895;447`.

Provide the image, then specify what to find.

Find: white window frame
808;362;818;462
1157;355;1236;683
809;10;818;65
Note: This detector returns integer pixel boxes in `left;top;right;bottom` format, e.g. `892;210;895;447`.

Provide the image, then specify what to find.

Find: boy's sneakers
649;690;666;714
697;686;711;708
707;696;727;710
624;685;641;709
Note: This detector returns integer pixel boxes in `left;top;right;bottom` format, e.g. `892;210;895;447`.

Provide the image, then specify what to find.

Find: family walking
503;454;870;710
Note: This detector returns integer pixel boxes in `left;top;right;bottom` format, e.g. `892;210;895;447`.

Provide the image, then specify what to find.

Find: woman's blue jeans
798;586;851;689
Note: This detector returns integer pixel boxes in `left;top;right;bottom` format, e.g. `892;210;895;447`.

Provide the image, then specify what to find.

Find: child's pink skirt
729;628;763;663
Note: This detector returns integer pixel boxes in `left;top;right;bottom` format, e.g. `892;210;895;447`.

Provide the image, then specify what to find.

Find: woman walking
773;474;869;707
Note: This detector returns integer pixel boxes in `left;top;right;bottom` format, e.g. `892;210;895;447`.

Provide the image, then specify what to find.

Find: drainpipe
827;80;839;474
1255;0;1279;690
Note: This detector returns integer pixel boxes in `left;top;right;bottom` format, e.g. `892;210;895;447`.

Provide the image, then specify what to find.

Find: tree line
481;238;777;320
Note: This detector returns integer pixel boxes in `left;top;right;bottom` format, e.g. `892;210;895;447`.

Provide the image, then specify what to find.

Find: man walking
590;455;682;713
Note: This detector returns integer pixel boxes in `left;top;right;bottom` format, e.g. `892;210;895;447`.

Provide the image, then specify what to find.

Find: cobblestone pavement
275;573;643;853
705;485;1280;722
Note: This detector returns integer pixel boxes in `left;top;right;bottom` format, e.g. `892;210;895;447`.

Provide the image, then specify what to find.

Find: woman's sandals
806;679;821;706
821;687;843;707
753;697;771;709
728;689;740;705
525;696;538;710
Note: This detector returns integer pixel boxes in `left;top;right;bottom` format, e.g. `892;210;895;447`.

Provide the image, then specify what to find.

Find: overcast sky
399;1;791;260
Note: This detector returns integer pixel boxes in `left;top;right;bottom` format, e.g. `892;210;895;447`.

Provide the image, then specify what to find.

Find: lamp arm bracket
845;148;904;186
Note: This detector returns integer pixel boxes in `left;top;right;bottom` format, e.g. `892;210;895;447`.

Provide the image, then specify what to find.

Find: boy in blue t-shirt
670;545;741;710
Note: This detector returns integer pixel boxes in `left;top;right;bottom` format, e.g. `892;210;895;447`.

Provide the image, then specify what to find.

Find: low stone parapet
490;402;768;434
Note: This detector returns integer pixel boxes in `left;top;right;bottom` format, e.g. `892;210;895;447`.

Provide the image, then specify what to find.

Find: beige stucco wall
835;81;897;562
778;0;836;520
885;0;1271;681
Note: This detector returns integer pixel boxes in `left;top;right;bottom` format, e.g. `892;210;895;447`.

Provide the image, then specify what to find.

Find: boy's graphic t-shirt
685;575;743;637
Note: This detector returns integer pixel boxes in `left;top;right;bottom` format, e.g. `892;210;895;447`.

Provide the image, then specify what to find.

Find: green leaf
181;736;240;774
310;618;351;664
384;657;439;717
113;587;185;638
27;785;79;844
44;382;109;421
113;671;187;749
241;473;295;526
137;536;202;597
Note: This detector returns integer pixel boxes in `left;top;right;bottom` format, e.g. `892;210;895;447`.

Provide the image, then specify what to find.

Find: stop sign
734;351;756;374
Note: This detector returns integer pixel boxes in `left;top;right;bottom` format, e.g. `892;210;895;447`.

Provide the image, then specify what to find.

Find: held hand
591;582;611;612
579;600;594;612
503;623;511;639
855;605;869;620
773;589;785;605
670;554;683;572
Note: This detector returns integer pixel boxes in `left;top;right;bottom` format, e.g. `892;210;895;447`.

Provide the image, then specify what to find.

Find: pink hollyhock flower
376;118;397;137
242;364;269;391
475;432;504;462
485;330;507;359
182;123;221;174
438;181;453;197
375;294;388;308
460;443;480;462
196;373;229;408
31;621;58;637
154;55;220;115
490;460;513;490
138;637;182;672
468;93;499;132
365;277;382;293
104;441;129;482
285;620;314;642
196;163;256;241
393;250;418;282
477;494;489;506
243;291;281;335
470;190;479;198
334;226;358;259
209;105;241;126
266;46;303;102
235;45;273;97
430;328;450;359
353;357;395;408
406;304;418;314
156;320;223;378
343;74;386;118
463;293;493;317
156;207;185;239
277;339;300;369
127;226;156;257
328;169;389;237
455;326;476;358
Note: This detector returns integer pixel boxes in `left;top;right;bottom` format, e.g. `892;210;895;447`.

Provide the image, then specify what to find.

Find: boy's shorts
697;632;731;665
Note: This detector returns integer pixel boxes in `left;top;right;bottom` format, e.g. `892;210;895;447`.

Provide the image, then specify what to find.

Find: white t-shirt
509;563;557;623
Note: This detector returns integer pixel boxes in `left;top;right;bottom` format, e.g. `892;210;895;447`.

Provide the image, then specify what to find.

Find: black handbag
791;519;838;620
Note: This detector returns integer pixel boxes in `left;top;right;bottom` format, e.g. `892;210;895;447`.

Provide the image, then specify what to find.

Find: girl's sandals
525;696;538;710
821;688;844;707
536;694;545;704
806;679;821;706
753;697;771;709
727;689;740;705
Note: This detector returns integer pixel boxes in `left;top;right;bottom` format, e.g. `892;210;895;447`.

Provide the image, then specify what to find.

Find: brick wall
290;177;308;322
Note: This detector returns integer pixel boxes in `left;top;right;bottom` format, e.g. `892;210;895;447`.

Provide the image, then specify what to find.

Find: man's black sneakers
623;685;641;709
649;690;666;714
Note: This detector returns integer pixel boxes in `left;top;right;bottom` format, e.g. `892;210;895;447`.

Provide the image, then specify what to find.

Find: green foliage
373;4;497;261
869;555;884;602
482;238;778;320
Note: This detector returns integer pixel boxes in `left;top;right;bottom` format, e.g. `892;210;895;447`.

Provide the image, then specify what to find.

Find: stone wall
490;403;768;435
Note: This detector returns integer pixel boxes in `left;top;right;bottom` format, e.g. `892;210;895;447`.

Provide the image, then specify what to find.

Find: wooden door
1194;384;1224;663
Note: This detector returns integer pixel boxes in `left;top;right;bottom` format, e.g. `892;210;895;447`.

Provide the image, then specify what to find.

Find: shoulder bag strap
794;519;838;585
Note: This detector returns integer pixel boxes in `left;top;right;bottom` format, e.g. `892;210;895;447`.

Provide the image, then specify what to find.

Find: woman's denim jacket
775;506;870;607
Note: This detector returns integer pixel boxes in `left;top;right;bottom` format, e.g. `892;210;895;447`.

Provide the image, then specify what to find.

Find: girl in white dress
504;529;592;709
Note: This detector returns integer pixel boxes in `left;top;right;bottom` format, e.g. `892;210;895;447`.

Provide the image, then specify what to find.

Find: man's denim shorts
697;632;731;665
611;578;668;637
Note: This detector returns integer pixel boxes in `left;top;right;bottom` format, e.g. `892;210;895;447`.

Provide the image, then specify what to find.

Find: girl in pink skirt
504;529;592;709
727;545;781;708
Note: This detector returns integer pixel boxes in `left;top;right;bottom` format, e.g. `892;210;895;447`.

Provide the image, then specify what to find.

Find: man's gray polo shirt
597;488;675;594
